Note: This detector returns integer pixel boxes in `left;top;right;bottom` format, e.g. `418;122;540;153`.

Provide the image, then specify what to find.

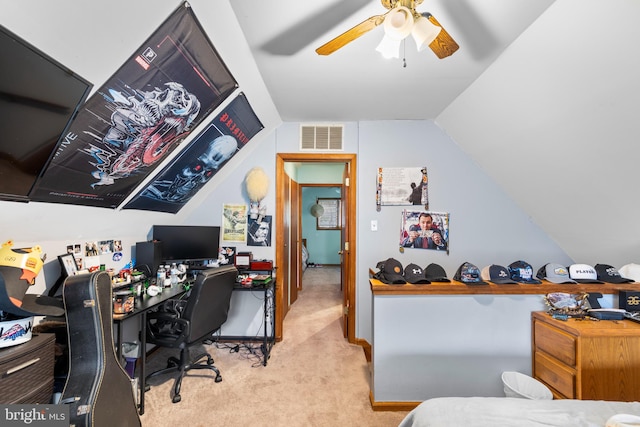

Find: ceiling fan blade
426;14;459;59
316;13;387;55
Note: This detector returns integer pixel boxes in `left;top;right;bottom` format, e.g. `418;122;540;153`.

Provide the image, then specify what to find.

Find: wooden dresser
0;333;56;404
532;311;640;401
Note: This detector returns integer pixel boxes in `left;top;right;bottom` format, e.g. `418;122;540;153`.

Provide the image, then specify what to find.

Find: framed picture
316;198;341;230
400;210;450;254
58;253;78;277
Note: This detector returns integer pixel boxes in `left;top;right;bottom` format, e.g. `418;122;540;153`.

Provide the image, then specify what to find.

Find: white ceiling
229;0;556;121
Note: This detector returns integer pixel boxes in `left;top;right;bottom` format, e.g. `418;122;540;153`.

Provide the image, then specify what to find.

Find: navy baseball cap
424;263;450;282
508;260;541;284
404;263;430;284
454;262;487;285
481;264;517;284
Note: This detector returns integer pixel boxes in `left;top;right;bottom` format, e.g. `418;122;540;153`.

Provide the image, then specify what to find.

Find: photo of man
247;216;272;247
400;210;450;253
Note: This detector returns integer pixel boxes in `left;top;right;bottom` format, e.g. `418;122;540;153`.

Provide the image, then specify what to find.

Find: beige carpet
139;266;409;426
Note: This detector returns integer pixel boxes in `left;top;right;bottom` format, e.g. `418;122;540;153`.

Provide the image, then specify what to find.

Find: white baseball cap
618;263;640;283
568;263;603;284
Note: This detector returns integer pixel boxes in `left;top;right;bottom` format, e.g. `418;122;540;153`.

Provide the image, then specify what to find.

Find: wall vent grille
300;125;343;151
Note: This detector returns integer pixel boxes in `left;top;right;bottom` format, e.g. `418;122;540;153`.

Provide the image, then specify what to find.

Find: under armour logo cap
404;263;430;284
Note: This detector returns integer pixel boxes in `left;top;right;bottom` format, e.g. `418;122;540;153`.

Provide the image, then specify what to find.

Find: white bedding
398;397;640;427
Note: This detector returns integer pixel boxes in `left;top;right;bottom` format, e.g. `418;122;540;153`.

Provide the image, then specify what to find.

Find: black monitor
0;24;93;202
152;225;220;263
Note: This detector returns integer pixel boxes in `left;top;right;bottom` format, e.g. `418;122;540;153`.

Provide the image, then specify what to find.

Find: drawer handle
5;358;40;376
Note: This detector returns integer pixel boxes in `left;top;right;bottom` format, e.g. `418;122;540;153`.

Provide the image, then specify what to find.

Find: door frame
275;153;357;343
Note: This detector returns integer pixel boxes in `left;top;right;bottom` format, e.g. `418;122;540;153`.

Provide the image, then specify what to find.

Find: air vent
300;125;343;151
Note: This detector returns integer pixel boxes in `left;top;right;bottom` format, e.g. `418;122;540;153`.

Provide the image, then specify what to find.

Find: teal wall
301;186;341;265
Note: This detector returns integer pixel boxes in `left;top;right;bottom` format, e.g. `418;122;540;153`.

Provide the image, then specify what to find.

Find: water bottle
156;265;166;289
170;263;178;287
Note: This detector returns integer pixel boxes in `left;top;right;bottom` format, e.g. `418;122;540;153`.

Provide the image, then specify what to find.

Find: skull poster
30;2;238;207
123;93;263;213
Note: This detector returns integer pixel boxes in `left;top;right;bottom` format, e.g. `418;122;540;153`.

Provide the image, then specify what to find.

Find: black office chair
145;265;237;403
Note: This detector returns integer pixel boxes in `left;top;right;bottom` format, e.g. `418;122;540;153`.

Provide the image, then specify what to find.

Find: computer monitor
152;225;220;263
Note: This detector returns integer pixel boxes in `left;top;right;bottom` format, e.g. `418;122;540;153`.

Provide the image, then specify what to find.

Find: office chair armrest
146;312;191;346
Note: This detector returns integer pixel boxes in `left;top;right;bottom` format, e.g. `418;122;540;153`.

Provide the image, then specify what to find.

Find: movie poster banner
123;93;263;213
222;203;248;243
376;167;428;211
30;2;238;208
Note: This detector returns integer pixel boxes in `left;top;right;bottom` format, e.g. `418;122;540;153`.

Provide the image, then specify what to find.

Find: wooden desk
532;311;640;401
113;284;187;415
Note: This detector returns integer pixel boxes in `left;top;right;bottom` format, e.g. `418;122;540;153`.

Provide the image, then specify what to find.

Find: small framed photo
58;253;78;277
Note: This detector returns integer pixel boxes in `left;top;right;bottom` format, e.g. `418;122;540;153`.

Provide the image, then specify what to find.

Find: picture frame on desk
58;253;78;277
235;252;252;268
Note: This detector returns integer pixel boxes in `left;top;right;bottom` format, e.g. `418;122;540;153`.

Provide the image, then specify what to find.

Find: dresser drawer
0;333;56;404
535;350;575;398
534;320;576;367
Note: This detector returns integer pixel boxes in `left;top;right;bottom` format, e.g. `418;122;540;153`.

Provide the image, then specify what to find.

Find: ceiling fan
315;0;459;59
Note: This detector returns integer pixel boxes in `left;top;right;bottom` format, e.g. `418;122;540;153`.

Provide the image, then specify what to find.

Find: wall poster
316;198;340;230
376;167;428;211
123;93;263;213
247;215;272;247
30;2;238;208
400;209;450;254
222;203;247;243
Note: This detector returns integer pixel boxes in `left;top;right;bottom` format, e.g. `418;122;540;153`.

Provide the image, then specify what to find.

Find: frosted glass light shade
411;16;441;51
383;6;414;40
375;34;401;59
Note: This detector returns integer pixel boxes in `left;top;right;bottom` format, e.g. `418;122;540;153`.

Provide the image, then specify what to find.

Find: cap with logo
454;262;487;285
568;263;603;284
536;263;576;284
481;264;517;284
508;260;541;284
404;263;430;284
424;263;450;282
594;264;634;284
374;258;406;284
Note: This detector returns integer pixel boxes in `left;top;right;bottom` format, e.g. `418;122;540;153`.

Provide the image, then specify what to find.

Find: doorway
275;153;357;343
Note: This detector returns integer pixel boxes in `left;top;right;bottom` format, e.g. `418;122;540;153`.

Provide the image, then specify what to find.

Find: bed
398;397;640;427
301;238;309;271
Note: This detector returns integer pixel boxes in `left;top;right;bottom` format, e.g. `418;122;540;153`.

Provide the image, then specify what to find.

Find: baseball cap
454;262;487;285
424;263;450;282
616;263;640;283
568;263;603;283
375;258;406;284
594;264;634;284
536;263;576;284
481;264;517;284
508;260;541;284
404;263;430;284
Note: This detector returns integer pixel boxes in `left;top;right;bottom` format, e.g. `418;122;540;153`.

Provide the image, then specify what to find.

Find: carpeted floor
139;266;409;426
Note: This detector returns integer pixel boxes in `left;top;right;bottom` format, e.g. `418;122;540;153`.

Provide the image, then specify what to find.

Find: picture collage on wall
221;203;272;247
66;238;124;270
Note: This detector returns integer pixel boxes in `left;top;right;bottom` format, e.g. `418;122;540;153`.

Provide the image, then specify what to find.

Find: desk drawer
534;320;576;367
535;351;575;399
0;333;56;404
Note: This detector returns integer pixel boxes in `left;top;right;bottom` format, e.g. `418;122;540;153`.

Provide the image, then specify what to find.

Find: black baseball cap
424;263;450;282
404;263;430;284
375;258;406;284
594;264;633;284
481;264;517;284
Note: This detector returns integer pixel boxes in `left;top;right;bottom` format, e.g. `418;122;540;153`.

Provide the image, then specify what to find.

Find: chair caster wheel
215;375;222;383
172;395;181;403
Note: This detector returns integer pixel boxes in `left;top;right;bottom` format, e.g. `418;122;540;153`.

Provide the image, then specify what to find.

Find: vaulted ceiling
2;0;640;264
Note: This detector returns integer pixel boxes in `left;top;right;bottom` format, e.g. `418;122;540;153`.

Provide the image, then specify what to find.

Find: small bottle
170;263;178;287
156;265;166;289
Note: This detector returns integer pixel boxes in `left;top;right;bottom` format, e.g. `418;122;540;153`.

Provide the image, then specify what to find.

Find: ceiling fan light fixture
375;33;401;59
383;6;414;40
411;16;441;51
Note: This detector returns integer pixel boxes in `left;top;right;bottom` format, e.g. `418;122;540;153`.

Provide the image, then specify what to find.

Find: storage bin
502;371;553;400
